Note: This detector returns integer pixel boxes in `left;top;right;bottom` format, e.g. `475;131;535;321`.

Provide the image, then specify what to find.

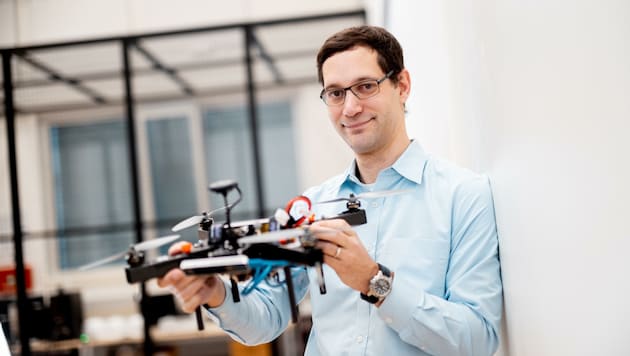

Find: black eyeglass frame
319;70;395;106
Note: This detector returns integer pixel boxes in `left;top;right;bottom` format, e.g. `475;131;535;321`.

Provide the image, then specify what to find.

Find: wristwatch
360;263;393;304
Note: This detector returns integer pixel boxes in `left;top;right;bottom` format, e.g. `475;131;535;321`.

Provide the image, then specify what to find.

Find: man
159;25;502;355
1;326;10;355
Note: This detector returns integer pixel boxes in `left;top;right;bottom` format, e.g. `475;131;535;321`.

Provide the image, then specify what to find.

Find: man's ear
396;69;411;104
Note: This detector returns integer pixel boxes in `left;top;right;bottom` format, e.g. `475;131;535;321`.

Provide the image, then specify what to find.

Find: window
49;99;299;269
143;110;201;252
203;101;298;219
50;120;134;269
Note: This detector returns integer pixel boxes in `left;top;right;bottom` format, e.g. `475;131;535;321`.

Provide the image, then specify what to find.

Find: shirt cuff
204;277;245;329
377;272;425;332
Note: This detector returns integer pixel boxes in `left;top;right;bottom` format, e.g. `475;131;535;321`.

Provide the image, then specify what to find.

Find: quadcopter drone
82;179;410;329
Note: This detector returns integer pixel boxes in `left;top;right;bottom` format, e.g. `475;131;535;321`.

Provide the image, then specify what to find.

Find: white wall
388;0;630;355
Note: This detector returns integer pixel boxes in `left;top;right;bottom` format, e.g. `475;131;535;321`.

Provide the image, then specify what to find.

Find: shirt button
220;312;227;318
371;201;378;208
385;317;393;324
356;335;364;343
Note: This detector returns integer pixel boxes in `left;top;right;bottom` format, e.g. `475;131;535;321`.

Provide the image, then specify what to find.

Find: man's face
321;46;408;156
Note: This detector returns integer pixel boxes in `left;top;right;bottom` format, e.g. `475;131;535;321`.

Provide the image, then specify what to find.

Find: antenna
208;179;241;227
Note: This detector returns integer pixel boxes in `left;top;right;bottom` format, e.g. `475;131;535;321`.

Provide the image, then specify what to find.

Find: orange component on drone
180;242;193;254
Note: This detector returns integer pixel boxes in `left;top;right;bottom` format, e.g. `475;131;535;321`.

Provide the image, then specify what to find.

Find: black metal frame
1;10;365;355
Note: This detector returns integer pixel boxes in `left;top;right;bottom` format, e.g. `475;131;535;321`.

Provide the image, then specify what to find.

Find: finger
170;275;205;301
311;229;342;246
157;268;186;288
312;218;352;232
178;277;216;313
322;253;343;270
175;277;206;301
180;290;209;313
169;276;204;311
311;226;355;248
168;241;191;256
315;241;341;258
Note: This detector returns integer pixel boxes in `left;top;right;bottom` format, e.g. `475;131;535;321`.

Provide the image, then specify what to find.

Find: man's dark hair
316;25;404;85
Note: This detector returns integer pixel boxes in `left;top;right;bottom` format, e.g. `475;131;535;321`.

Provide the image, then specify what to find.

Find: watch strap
360;292;380;303
376;263;391;277
360;263;392;304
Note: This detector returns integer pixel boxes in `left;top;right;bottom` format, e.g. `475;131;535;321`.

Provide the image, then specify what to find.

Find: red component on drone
284;195;313;227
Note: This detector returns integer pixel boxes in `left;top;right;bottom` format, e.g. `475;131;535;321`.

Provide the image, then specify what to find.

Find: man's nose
342;91;362;117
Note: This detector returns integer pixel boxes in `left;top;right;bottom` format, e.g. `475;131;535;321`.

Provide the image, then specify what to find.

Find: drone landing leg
316;262;327;294
230;276;240;302
283;266;299;323
195;306;204;330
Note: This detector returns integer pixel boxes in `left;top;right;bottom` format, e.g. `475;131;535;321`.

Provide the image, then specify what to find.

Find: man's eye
327;89;344;98
356;82;375;92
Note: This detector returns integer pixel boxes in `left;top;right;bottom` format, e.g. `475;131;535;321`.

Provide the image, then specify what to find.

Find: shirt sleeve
0;324;10;356
204;266;310;346
378;175;503;356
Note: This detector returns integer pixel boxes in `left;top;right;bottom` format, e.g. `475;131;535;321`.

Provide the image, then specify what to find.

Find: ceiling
1;11;365;115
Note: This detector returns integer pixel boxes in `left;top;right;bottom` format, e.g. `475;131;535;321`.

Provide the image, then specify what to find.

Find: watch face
373;278;391;297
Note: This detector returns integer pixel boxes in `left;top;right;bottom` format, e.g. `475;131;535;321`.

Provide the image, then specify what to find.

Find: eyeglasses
319;70;394;106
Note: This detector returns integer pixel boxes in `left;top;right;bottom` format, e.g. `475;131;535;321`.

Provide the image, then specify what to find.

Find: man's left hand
311;219;378;294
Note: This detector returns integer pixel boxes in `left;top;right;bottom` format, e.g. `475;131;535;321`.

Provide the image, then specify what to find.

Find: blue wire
241;259;293;295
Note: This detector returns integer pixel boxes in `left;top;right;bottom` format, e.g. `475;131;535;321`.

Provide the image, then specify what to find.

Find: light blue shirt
1;325;10;356
207;140;502;356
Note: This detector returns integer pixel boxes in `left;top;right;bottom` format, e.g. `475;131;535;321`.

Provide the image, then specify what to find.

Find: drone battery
180;255;249;275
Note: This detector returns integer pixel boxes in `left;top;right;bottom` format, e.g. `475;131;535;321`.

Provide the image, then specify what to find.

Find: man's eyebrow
323;76;378;90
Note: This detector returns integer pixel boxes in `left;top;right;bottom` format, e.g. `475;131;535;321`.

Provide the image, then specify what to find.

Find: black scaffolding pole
121;38;154;355
2;50;31;356
243;25;266;218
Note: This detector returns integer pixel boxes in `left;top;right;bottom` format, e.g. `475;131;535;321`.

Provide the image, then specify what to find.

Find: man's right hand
156;241;227;313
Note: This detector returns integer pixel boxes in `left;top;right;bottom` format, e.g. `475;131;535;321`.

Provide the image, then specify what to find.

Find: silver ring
334;246;342;258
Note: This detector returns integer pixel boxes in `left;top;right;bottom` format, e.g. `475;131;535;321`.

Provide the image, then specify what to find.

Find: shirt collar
334;140;429;189
390;140;428;185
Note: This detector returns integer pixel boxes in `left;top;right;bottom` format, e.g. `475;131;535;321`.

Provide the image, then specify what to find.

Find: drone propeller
237;225;341;246
78;251;127;271
171;206;227;232
315;189;414;205
133;234;181;251
172;215;204;232
78;234;181;271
